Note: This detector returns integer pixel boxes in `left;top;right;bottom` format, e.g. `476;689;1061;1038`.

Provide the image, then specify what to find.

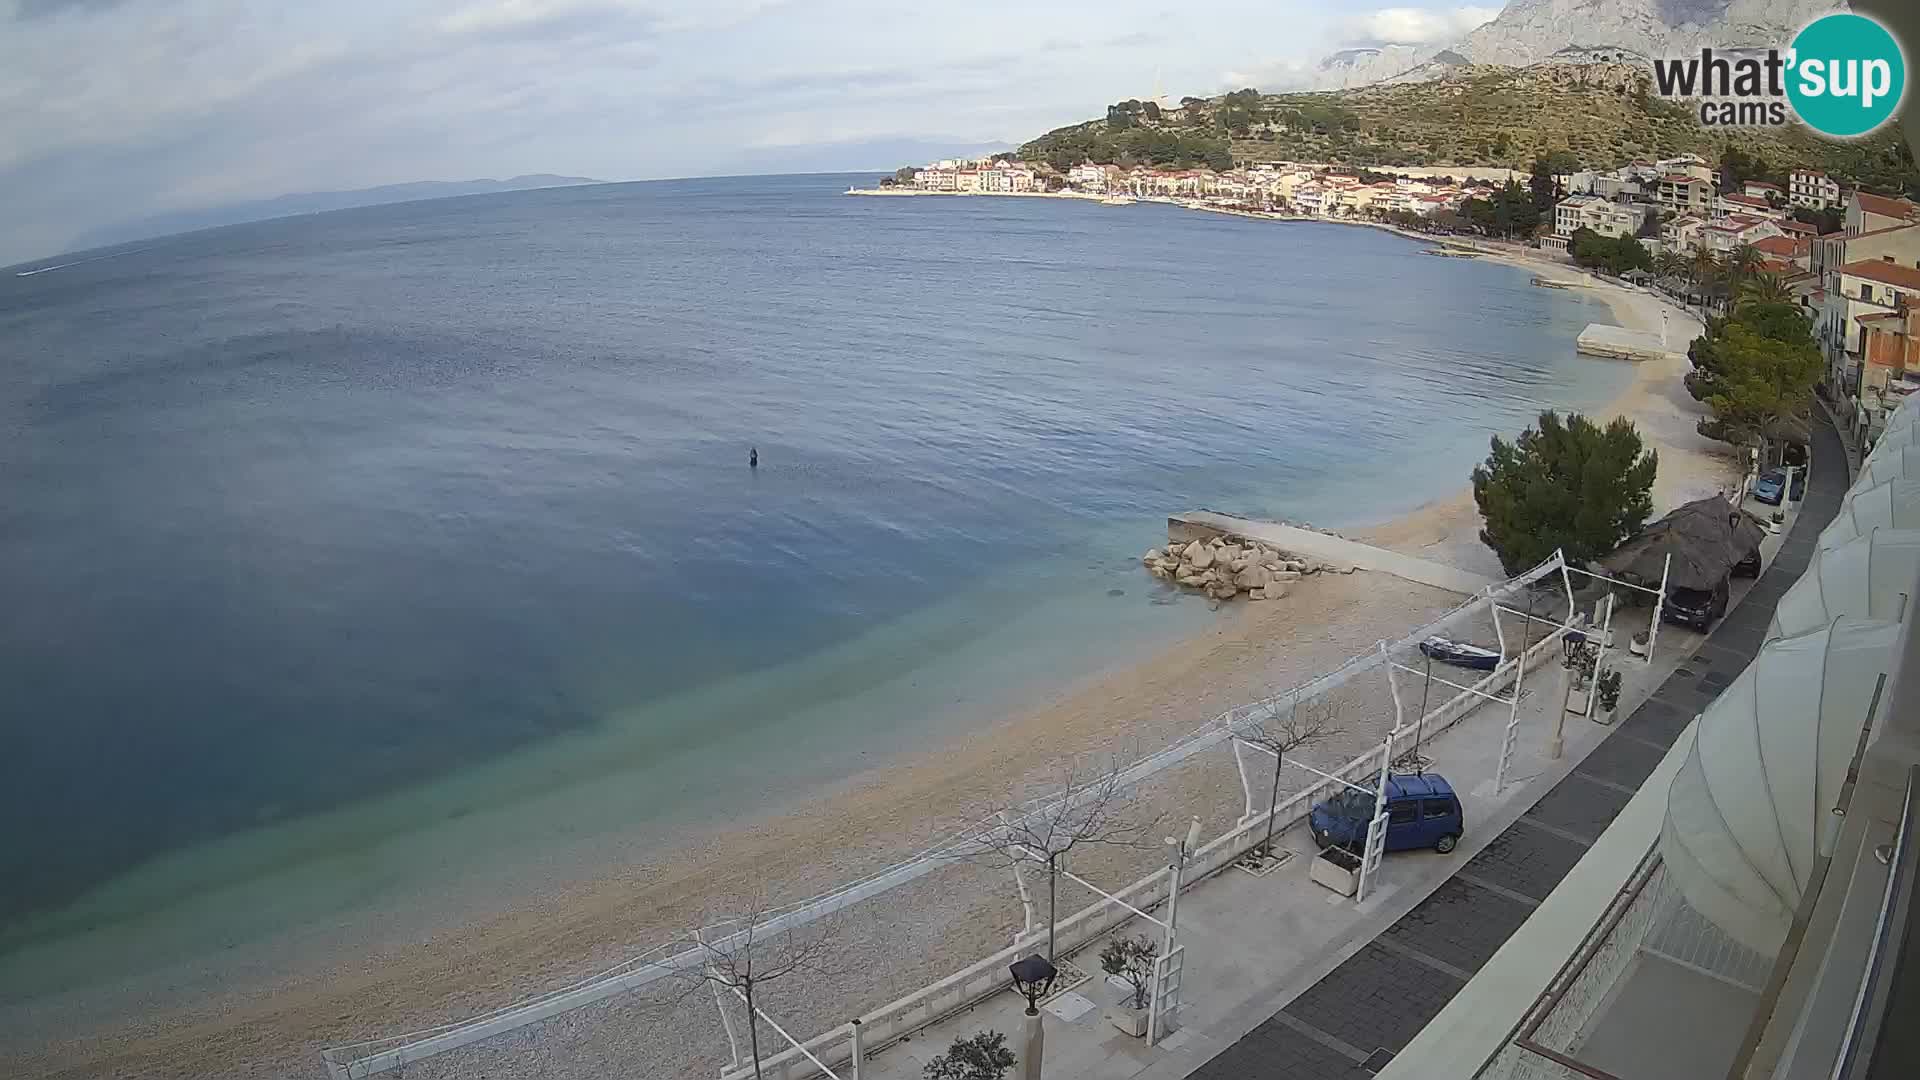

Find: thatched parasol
1604;496;1768;591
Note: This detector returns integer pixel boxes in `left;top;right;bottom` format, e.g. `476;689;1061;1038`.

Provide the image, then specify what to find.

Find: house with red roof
1848;191;1920;235
1715;191;1786;221
1752;235;1813;271
1657;173;1715;215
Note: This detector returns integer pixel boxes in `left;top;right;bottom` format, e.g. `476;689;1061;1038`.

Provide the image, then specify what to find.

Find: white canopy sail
1819;474;1920;549
1769;529;1920;640
1855;445;1920;490
1660;618;1898;955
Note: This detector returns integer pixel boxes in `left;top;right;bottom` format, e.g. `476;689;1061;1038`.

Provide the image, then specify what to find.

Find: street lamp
1009;954;1057;1080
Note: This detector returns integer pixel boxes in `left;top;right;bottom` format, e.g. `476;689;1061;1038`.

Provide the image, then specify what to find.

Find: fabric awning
1660;618;1900;954
1855;444;1920;489
1820;475;1920;548
1769;528;1920;640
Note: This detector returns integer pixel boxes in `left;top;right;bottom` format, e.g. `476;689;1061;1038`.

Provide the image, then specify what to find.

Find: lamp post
1009;954;1057;1080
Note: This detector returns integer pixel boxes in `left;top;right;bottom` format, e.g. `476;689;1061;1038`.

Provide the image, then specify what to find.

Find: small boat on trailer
1418;636;1501;671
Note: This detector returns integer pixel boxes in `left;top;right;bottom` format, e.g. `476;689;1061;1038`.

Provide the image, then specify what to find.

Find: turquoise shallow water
0;174;1626;987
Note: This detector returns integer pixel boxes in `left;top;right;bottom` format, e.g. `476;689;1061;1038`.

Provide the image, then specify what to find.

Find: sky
0;0;1502;263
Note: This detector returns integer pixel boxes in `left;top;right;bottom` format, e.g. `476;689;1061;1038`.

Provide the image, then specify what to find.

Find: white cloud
1338;5;1498;47
0;0;1388;264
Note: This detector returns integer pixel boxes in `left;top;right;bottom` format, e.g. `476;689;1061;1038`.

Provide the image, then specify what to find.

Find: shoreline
2;197;1740;1080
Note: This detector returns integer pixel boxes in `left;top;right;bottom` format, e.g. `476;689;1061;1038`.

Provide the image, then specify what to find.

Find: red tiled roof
1662;173;1707;184
1746;182;1784;192
1753;236;1809;257
1841;259;1920;291
1795;168;1828;178
1856;192;1920;220
1780;220;1819;235
1722;193;1772;208
1757;258;1794;275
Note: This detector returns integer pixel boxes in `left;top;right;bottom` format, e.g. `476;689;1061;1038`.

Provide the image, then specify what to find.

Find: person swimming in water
749;446;758;469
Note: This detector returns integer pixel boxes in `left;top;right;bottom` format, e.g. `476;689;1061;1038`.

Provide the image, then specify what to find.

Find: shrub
925;1031;1017;1080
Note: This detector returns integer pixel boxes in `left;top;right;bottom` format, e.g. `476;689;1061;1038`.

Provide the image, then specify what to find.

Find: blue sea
0;174;1624;989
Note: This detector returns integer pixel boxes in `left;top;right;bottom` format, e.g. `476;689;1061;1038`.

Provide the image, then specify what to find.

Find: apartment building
1790;167;1842;209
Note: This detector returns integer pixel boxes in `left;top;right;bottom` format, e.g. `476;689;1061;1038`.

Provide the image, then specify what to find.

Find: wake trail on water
15;248;147;277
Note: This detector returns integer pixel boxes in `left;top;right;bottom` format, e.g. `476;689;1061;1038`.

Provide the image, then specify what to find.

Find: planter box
1105;1005;1149;1037
1310;851;1360;897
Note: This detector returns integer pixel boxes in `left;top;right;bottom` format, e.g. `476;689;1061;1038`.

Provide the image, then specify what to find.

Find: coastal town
861;152;1920;455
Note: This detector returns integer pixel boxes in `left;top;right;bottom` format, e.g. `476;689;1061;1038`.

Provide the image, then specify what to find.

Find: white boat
1100;195;1135;205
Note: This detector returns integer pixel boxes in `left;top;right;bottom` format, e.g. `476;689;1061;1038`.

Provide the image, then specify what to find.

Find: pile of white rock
1141;536;1335;601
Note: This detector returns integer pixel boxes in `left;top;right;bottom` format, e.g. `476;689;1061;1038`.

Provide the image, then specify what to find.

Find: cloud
1337;5;1498;46
0;0;1383;264
1221;60;1313;91
10;0;128;20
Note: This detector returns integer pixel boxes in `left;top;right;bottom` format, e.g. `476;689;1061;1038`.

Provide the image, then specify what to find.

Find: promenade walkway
849;487;1829;1080
1182;415;1846;1080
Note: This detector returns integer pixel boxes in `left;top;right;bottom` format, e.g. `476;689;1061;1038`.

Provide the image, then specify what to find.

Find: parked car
1664;577;1730;631
1309;773;1464;855
1754;470;1786;505
1733;547;1762;578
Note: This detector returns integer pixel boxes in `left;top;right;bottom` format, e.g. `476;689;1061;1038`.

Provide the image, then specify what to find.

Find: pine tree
1472;412;1659;575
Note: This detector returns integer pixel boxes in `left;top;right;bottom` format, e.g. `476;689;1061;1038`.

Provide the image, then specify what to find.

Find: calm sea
0;174;1623;980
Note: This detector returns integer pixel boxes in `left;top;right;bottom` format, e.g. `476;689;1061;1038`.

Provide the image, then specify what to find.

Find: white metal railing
708;591;1577;1080
324;553;1574;1079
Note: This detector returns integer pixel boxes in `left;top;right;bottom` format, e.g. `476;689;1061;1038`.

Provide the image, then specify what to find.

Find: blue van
1309;773;1464;855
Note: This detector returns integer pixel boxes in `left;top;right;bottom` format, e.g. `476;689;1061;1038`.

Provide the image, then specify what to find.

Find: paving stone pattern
1189;416;1848;1078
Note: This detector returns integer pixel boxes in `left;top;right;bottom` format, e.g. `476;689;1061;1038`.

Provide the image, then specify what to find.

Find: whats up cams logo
1651;12;1907;138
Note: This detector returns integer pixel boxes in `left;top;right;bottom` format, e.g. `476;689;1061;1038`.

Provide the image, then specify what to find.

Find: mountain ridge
72;174;603;251
1301;0;1846;89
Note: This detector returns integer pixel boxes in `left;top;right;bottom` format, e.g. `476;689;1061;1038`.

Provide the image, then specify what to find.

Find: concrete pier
1168;511;1498;596
1576;323;1674;362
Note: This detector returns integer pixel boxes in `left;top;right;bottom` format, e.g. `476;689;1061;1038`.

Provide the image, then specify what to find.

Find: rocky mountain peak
1300;0;1845;90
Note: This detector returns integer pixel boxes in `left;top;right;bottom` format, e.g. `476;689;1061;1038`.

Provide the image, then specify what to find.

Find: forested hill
1020;64;1917;196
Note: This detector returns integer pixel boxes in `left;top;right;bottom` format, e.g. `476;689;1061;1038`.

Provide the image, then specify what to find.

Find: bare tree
1232;694;1340;859
962;760;1158;963
678;900;839;1080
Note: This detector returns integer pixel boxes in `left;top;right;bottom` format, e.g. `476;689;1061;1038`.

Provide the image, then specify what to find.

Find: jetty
1576;323;1673;362
1167;511;1498;596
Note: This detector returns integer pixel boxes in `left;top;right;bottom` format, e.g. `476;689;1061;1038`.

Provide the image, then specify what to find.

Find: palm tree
1728;243;1765;288
1690;248;1722;314
1738;272;1794;309
1654;250;1686;294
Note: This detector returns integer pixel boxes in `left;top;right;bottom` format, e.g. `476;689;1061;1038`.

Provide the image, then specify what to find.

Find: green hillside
1019;64;1918;195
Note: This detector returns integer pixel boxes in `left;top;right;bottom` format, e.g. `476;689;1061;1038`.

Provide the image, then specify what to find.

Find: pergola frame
323;552;1580;1080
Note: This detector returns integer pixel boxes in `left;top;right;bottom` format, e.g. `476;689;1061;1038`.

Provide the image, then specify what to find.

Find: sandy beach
0;227;1741;1080
1357;251;1741;577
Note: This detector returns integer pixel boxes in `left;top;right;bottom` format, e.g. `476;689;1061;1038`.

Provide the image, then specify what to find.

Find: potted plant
1596;668;1623;723
925;1030;1017;1080
1310;844;1361;897
1098;935;1159;1037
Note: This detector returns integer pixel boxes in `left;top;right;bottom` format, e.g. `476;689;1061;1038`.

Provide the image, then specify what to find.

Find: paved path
1169;512;1498;597
1184;415;1848;1079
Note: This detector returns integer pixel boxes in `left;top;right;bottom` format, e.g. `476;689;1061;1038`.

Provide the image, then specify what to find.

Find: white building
978;161;1035;193
1065;163;1107;192
1715;192;1788;221
1554;194;1652;240
1791;168;1842;209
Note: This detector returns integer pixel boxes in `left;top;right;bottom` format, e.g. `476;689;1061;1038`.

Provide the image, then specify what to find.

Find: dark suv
1664;577;1730;631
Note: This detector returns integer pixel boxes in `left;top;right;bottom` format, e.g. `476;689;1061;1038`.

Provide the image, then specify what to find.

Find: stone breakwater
1141;534;1355;602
